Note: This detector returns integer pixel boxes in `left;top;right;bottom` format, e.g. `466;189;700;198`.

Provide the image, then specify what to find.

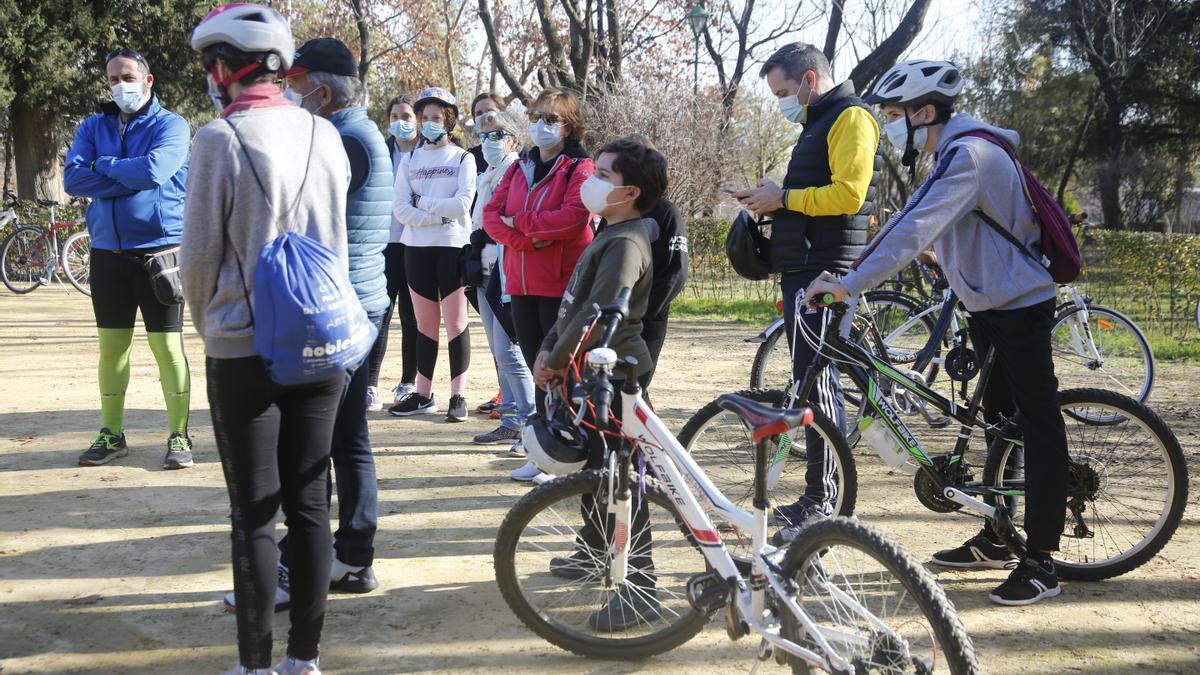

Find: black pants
640;314;670;389
405;245;470;396
368;243;418;388
511;294;562;414
90;247;183;331
208;356;344;667
970;299;1069;553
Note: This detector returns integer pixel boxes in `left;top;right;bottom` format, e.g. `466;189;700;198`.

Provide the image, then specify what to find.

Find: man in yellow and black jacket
735;43;880;544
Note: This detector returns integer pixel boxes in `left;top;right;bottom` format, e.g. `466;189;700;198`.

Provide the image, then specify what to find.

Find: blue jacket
64;94;190;251
328;106;391;315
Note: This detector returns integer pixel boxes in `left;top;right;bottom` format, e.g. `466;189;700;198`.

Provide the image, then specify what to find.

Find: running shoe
391;382;415;405
365;386;383;412
78;428;128;466
222;666;279;675
931;531;1020;570
224;562;290;613
588;584;662;631
163;432;194;470
446;395;468;422
549;546;603;581
509;461;543;482
473;425;520;445
476;392;503;415
329;557;378;594
388;393;436;416
770;497;832;545
989;557;1061;606
273;656;321;675
507;437;526;458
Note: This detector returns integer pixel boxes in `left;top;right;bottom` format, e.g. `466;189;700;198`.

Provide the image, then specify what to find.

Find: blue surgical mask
481;137;511;167
420;121;446;142
389;120;415;140
529;120;562;151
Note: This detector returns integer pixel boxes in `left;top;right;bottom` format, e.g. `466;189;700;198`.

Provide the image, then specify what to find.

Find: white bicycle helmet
414;86;459;116
867;60;963;108
190;3;294;72
523;405;589;476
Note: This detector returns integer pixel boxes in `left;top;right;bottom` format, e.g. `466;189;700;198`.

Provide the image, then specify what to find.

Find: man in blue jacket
64;49;193;470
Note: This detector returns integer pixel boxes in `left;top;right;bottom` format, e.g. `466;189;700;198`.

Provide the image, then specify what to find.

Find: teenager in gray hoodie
805;60;1069;607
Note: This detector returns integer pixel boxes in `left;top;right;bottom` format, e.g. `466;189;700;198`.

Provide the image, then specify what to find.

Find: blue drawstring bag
253;232;377;385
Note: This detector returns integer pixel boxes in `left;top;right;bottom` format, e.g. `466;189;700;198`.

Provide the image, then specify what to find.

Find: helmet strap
901;112;919;181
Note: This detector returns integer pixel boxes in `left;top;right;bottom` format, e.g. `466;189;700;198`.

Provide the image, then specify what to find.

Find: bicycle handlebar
578;287;632;427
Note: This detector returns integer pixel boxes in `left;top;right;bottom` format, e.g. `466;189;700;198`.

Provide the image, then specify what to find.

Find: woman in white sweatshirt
388;87;477;421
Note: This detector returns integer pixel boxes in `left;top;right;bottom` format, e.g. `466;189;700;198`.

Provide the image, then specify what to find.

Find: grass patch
671;296;779;324
1146;334;1200;362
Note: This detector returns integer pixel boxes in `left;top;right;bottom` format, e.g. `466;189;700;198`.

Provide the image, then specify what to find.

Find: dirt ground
1;290;1198;674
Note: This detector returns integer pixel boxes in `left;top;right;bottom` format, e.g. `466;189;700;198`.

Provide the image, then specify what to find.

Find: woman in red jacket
483;88;594;414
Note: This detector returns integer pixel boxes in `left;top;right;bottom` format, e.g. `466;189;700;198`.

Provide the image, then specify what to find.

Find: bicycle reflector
776;300;784;313
1097;319;1115;330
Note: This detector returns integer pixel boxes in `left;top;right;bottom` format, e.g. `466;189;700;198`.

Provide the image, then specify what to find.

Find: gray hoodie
841;114;1056;312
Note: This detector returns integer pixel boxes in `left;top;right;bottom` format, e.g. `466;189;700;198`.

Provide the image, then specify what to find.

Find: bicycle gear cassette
944;345;980;381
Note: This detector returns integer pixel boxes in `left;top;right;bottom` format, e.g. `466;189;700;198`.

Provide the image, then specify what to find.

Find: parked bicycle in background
0;193;91;296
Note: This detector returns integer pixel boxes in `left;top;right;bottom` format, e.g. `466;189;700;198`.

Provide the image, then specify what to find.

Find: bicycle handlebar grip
592;379;614;427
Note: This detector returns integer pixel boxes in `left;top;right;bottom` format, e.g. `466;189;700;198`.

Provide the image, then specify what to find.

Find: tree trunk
1096;102;1123;229
11;96;63;202
2;125;12;195
1056;89;1095;205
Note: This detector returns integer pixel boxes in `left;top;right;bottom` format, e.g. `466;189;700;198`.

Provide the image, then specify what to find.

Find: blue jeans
281;312;382;568
478;274;534;430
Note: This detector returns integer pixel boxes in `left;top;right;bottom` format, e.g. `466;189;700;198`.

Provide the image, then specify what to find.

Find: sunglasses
527;111;562;125
479;130;513;142
105;49;148;68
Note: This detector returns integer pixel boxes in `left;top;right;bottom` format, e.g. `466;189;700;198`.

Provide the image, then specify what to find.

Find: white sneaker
510;461;543;482
392;382;415;405
273;656;321;675
366;386;383;412
507;438;526;458
223;666;279;675
224;562;291;613
532;472;557;485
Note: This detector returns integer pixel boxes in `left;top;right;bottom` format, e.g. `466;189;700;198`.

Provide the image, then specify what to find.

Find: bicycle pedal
685;569;728;613
927;416;951;429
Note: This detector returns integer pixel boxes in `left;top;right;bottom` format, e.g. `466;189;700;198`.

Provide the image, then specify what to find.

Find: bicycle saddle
717;393;813;442
34;198;61;207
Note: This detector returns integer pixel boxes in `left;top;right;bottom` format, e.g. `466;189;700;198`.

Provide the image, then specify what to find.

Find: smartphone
720;187;745;195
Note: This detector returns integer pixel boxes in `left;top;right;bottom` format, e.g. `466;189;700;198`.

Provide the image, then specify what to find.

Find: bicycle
1;196;91;295
684;295;1187;584
494;289;980;673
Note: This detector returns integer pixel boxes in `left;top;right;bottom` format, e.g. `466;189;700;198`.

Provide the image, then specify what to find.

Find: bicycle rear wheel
779;518;979;674
1051;305;1153;421
982;388;1187;581
62;231;92;296
493;469;712;660
750;324;792;390
1;226;50;294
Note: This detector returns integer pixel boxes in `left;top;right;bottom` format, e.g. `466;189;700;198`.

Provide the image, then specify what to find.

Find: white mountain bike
493;290;979;673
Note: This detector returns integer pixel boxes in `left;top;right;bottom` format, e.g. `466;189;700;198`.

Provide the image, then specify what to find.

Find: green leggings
98;328;190;435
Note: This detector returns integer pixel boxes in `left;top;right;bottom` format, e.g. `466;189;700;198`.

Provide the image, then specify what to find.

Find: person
483;87;595;483
63;48;193;470
183;5;349;673
733;43;880;544
468;107;536;455
366;94;421;411
388;87;477;422
803;59;1069;606
532;135;667;629
467;92;507;414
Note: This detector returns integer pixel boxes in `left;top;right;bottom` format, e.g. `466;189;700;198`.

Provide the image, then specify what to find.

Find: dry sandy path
1;291;1197;673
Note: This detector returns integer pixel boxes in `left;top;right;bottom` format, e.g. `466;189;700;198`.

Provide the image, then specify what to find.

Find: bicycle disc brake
944;345;980;381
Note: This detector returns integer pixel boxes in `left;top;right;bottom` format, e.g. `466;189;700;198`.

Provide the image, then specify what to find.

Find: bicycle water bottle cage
717;393;813;443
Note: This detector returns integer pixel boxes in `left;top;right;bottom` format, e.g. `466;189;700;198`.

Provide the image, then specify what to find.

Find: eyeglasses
527;111;562;125
105;49;148;69
479;130;513;142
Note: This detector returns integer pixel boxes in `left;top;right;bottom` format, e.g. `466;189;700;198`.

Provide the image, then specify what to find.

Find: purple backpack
958;131;1082;283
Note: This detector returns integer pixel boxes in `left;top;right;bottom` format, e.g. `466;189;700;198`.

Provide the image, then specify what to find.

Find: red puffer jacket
483;142;595;298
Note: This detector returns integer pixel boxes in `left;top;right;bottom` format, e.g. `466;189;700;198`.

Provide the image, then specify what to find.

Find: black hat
285;37;356;78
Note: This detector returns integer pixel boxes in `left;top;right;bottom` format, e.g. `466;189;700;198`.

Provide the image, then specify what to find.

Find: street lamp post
687;2;709;96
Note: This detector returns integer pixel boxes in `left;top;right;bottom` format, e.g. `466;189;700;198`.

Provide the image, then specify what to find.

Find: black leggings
208;356;344;668
90;247;183;331
367;243;417;388
511;294;562;414
404;245;470;397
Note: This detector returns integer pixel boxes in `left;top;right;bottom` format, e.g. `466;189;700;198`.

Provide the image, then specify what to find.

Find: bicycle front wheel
493;470;712;660
982;388;1187;581
1;226;50;294
1051;305;1154;419
780;518;980;674
62;231;92;296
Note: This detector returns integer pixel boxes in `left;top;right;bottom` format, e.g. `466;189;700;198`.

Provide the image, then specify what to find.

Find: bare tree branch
847;0;935;93
478;0;533;102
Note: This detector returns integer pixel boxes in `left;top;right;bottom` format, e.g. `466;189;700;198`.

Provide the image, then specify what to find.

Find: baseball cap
286;37;356;77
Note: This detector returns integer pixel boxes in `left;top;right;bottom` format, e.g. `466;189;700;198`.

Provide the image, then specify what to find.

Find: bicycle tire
1;226;50;294
859;290;941;385
982;388;1187;581
677;388;858;521
493;469;712;660
779;518;980;674
62;231;92;296
1050;305;1154;420
750;324;790;390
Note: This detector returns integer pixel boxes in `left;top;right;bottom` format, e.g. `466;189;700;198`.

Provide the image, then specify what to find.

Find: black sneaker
163;432;194;470
931;531;1020;570
388;392;437;416
549;547;603;581
770;497;832;545
446;395;468;422
588;584;662;632
330;563;379;594
473;424;520;445
78;428;128;466
989;557;1061;606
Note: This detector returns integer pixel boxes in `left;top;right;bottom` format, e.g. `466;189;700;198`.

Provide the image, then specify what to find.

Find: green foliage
1083;229;1200;336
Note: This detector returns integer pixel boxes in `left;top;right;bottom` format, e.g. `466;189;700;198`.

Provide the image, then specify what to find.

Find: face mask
283;87;320;113
778;93;805;125
884;114;929;155
111;81;148;115
420;121;446;142
481;138;511;167
389;120;415;140
529;120;563;151
579;176;631;215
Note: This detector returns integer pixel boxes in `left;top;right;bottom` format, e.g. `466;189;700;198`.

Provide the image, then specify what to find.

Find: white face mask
111;80;148;115
884;115;928;153
481;137;512;167
579;175;631;215
389;120;415;140
283;87;320;113
529;119;563;151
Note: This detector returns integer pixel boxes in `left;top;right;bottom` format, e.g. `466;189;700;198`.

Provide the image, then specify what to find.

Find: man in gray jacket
805;60;1068;607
